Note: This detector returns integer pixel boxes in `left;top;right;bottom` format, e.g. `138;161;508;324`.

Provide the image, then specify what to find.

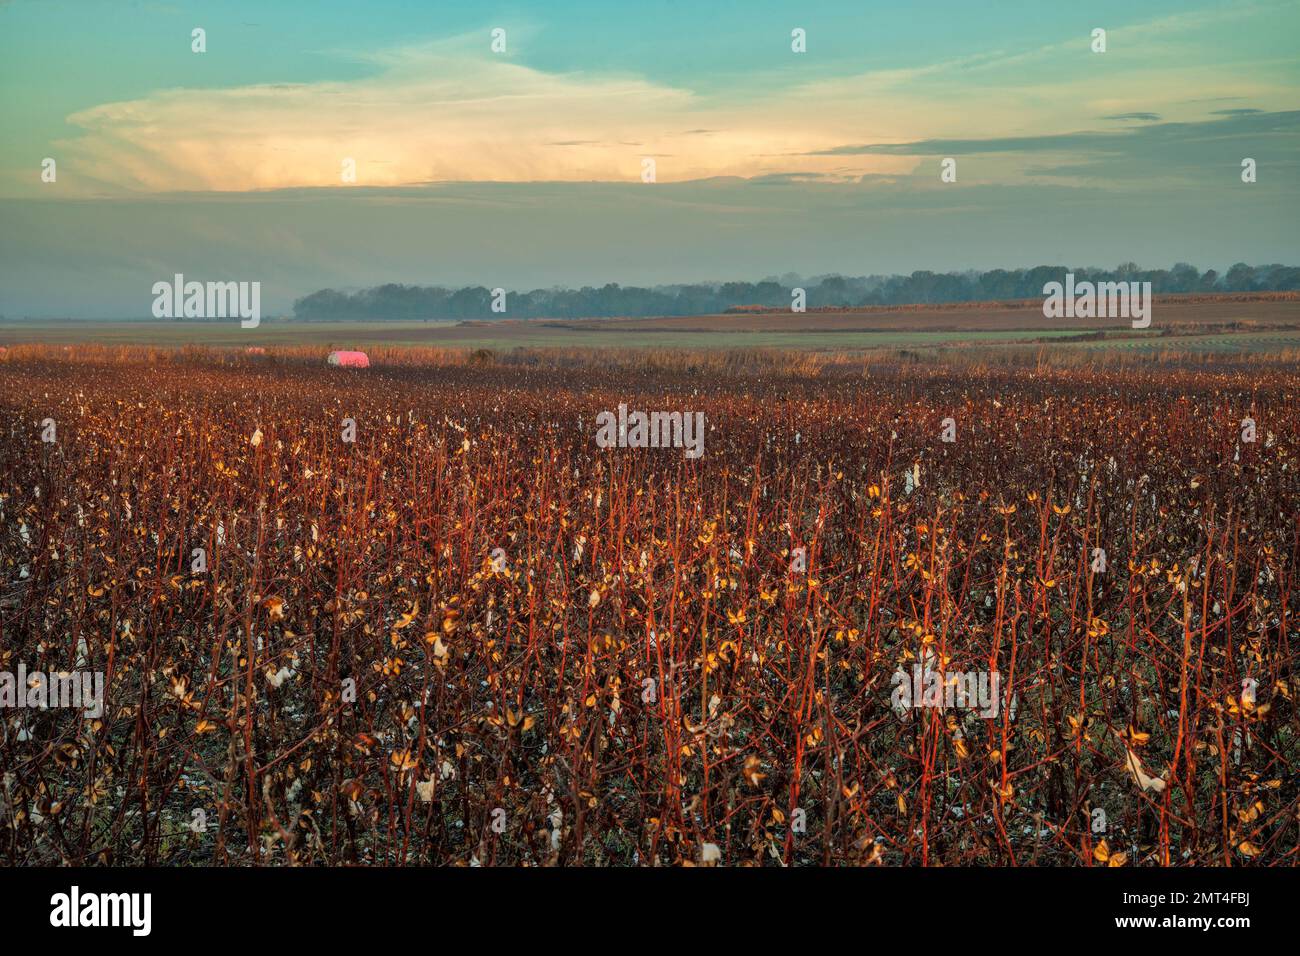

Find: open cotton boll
1124;747;1167;793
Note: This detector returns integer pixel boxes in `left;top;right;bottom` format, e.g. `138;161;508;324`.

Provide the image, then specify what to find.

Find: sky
1;0;1297;316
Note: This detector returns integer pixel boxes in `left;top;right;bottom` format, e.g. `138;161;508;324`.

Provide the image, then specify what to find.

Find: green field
3;314;1298;356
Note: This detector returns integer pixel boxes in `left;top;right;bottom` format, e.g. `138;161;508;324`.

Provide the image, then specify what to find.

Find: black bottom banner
0;865;1275;943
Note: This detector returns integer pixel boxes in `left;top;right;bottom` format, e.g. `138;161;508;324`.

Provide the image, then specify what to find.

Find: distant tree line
291;263;1300;320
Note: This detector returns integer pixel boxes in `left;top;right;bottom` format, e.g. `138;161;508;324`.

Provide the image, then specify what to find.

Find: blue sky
1;0;1297;315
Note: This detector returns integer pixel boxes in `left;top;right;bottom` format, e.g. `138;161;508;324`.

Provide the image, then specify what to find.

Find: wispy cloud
805;111;1300;187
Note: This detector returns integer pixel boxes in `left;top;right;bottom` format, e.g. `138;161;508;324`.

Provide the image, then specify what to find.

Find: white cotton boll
1124;746;1167;793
